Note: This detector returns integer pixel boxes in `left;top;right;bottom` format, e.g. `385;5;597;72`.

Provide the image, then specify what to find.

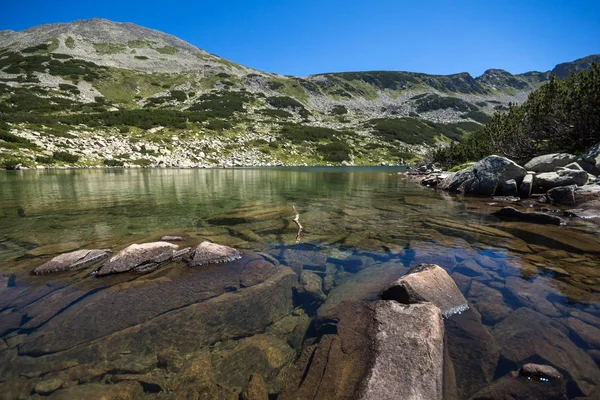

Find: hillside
0;18;597;168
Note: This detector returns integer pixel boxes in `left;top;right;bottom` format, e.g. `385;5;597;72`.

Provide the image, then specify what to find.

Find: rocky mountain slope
0;18;597;168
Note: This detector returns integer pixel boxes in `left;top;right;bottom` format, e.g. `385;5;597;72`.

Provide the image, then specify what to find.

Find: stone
518;173;534;198
31;249;112;275
547;185;576;205
380;263;468;318
360;301;444;400
469;373;567;400
445;308;499;398
519;363;563;380
524;153;578;173
189;241;241;267
241;374;268;400
239;259;278;288
296;270;326;304
534;170;589;191
95;242;178;276
439;155;526;197
280;301;374;400
564;317;600;349
468;281;511;325
34;378;64;395
159;235;186;241
504;276;560;317
501;179;517;196
562;162;584;171
582;141;600;167
46;381;144;400
492;206;564;225
492;308;600;397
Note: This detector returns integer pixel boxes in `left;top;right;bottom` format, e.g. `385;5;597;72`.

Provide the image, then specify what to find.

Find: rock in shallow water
32;249;112;275
492;206;564;225
189;241;242;267
95;242;178;276
380;263;468;318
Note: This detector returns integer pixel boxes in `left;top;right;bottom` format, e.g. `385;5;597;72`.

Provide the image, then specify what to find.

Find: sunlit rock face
31;249;111;275
95;241;178;276
188;241;242;267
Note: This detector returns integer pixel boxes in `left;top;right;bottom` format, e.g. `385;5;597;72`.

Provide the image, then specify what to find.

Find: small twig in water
292;205;303;244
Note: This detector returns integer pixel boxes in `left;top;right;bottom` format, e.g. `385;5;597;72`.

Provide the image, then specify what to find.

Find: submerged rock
492;206;564;225
524;153;578;173
469;373;567;400
360;301;444;400
95;242;178;276
189;241;241;267
380;263;468;318
241;374;269;400
519;363;563;380
31;249;111;275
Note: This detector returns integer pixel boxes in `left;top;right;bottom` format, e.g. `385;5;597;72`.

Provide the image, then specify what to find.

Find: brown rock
564;317;600;349
189;241;241;267
47;381;144;400
469;374;567;400
381;263;468;318
95;242;178;276
239;259;278;288
296;270;326;304
34;378;65;395
519;363;563;380
241;374;268;400
31;249;112;275
360;301;444;400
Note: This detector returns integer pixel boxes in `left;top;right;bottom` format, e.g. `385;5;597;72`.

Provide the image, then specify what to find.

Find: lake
0;167;599;399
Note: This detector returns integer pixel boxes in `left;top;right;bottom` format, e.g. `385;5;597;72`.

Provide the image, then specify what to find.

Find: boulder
439;156;526;197
582;142;600;167
519;363;563;380
380;263;468;318
547;185;576;206
188;241;241;267
524;153;578;173
95;242;178;276
492;206;564;225
46;381;144;400
360;301;444;400
469;373;567;400
501;179;517;196
534;169;589;191
32;249;112;275
296;270;326;304
561;162;583;171
518;173;535;198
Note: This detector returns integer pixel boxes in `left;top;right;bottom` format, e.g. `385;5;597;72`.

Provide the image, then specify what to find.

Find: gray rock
518;173;534;198
582;142;600;167
534;169;589;191
32;249;112;275
524;153;578;173
492;206;564;225
439;155;526;197
547;185;576;206
501;179;517;196
380;263;468;318
160;235;187;241
188;241;241;267
360;301;444;400
561;162;583;171
95;242;178;276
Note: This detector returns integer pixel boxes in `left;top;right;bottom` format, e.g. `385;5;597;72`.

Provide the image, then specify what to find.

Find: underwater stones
381;263;468;318
95;242;178;276
445;308;499;399
524;153;578;173
46;381;144;400
492;308;600;397
31;249;112;275
239;259;278;288
241;374;269;400
296;270;326;304
563;317;600;349
492;206;564;225
504;277;560;317
468;373;567;400
211;334;296;394
188;241;241;267
206;204;290;225
33;378;64;395
360;301;444;400
439;155;526;196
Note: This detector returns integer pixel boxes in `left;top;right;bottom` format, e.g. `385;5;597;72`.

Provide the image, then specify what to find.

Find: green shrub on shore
52;151;79;163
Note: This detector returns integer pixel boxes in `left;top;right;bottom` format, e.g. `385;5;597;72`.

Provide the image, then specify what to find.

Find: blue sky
2;0;599;77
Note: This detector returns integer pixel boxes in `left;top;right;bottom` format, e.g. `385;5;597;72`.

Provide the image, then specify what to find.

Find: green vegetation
462;110;492;124
317;142;351;162
266;96;310;118
155;46;178;55
52;151;79;163
414;94;477;113
258;109;292;118
103;159;124;167
134;55;149;60
94;43;127;55
65;37;76;49
369;118;480;145
280;124;346;143
433;64;600;167
330;105;348;115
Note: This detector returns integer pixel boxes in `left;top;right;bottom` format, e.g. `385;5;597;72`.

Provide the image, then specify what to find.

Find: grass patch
156;46;178;55
94;43;127;55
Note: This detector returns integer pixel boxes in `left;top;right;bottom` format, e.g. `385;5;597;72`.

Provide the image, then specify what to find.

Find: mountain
0;18;597;168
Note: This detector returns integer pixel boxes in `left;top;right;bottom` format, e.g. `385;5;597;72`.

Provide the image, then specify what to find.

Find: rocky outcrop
582;142;600;168
534;169;588;191
95;241;178;276
524;153;578;173
188;241;242;267
492;206;564;225
469;372;567;400
381;263;468;317
360;301;444;400
518;173;534;198
31;249;111;275
438;156;526;196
